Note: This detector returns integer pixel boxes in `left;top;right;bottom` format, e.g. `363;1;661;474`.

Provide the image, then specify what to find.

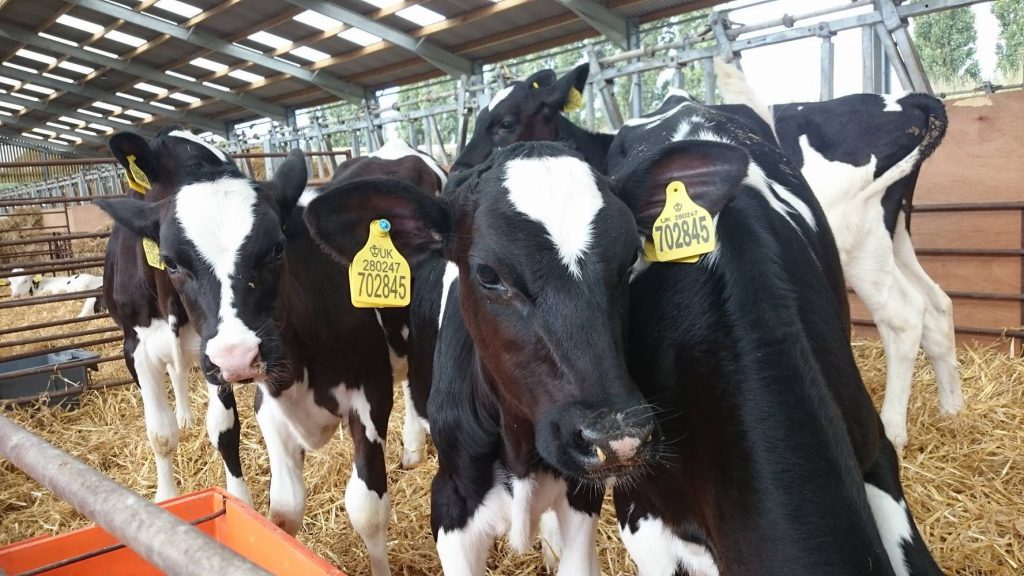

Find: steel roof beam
0;24;288;122
0;66;226;136
282;0;474;77
552;0;629;49
0;112;107;147
0;92;157;140
65;0;366;104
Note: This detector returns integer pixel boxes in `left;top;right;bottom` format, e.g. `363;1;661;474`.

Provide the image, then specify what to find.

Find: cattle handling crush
1;0;1022;575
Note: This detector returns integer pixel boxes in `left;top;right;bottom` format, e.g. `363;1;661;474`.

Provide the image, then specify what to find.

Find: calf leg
77;297;97;318
433;472;508;576
554;481;602;576
846;234;926;451
401;380;428;468
347;408;392;576
206;382;251;504
863;435;943;576
892;220;964;415
134;323;180;501
255;392;306;535
615;490;719;576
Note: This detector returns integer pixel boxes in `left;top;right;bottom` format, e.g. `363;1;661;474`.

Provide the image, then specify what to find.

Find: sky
721;0;1001;104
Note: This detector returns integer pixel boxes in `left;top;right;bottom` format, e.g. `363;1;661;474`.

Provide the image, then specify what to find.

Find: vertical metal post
862;25;884;94
873;22;914;92
351;130;361;157
588;47;623;130
703;58;716;105
455;75;471;154
406;121;416;148
627;18;643;119
875;0;932;93
819;25;835;101
584;82;595;130
430;114;450;165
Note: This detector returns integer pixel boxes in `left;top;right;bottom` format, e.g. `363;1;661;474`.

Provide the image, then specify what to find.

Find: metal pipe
0;260;106;278
0;313;110;336
0;354;121;381
0;326;120;349
0;195;126;208
0;335;119;363
1;376;133;406
0;289;104;310
0;150;351;168
1;255;108;272
0;232;109;249
0;414;273;576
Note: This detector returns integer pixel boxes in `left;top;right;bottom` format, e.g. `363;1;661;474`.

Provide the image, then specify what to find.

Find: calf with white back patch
602;94;941;575
306;142;657;575
99;150;397;576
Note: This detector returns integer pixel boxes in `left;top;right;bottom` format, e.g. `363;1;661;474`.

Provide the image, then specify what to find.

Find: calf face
109;126;232;200
452;65;588;172
98;150;307;386
306;142;657;480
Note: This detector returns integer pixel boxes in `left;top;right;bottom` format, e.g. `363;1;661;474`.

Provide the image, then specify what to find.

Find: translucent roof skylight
61;134;82;143
59;116;86;125
249;32;291;50
21;84;55;95
166;70;196;81
153;0;202;18
42;73;73;83
0;76;19;87
339;28;382;47
168;93;200;103
135;82;166;94
32;128;57;137
77;108;103;117
191;58;227;72
38;33;78;47
22;132;43;140
88;123;113;133
46;121;71;130
0;110;10;116
16;49;57;65
116;92;144;102
50;139;72;145
2;63;37;74
84;46;119;58
363;0;401;8
0;102;25;111
203;81;230;92
58;61;95;75
107;116;133;125
150;102;176;110
289;46;329;62
10;93;39;101
74;128;98;136
121;109;151;119
293;10;342;31
396;6;445;26
92;102;121;112
105;31;147;48
228;70;263;83
56;15;104;35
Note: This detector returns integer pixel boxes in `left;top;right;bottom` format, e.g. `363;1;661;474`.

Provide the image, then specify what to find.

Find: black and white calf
452;64;613;173
103;128;251;502
99;151;396;576
603;93;941;575
7;268;103;317
305;142;657;575
715;61;964;450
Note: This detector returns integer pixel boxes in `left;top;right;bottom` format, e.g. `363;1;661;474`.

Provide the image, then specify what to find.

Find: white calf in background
7;268;104;317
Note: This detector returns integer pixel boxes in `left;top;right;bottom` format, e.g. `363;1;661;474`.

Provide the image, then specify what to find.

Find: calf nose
207;342;261;382
577;412;657;470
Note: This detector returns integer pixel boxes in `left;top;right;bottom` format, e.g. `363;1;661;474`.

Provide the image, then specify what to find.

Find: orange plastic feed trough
0;487;346;576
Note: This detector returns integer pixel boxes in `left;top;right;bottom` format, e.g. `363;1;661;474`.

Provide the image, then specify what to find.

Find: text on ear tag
650;180;715;262
563;86;584;112
142;238;165;270
349;219;411;308
126;154;151;193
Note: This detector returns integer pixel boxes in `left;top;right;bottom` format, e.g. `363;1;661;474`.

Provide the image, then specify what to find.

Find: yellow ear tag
643;239;699;264
126;154;151;193
349;219;411;308
563;86;583;112
531;81;540;89
142;238;165;270
32;274;43;283
649;180;715;263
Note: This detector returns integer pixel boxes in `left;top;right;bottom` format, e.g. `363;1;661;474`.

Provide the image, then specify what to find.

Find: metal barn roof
0;0;723;155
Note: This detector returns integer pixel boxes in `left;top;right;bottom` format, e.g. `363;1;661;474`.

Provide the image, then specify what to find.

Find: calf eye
272;241;285;259
498;119;516;131
163;255;179;272
187;161;204;171
475;264;503;290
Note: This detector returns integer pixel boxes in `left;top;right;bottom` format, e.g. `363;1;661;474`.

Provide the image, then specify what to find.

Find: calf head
97;150;308;386
306;142;657;480
109;126;233;200
7;268;32;298
451;64;589;173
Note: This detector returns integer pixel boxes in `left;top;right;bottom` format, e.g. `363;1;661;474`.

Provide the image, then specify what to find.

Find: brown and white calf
99;151;396;576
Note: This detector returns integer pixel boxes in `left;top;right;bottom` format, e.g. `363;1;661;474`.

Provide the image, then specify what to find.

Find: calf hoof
176;408;195;429
401;448;424;469
270;511;303;535
939;394;965;416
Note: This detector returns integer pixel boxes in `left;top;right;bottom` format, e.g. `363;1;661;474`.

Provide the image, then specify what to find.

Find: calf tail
894;94;948;230
713;57;776;137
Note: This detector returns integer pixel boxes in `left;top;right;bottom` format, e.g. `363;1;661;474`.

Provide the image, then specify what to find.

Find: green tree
912;4;982;89
994;0;1023;82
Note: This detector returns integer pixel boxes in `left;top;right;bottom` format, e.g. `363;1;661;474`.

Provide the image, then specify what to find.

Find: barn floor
0;305;1021;574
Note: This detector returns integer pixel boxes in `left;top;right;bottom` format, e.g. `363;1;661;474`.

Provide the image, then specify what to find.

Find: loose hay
1;339;1021;575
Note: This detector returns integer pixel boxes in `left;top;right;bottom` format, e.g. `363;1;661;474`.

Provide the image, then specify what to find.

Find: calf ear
109;132;158;185
304;177;449;268
616;140;749;234
543;63;589;113
273;148;308;220
524;68;557;90
95;198;164;241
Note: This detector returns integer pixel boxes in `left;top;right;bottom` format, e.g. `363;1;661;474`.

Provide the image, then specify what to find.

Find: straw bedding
0;324;1021;574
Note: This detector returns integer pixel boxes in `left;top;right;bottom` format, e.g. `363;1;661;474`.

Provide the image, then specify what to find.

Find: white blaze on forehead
488;85;516;111
176;177;260;351
168;129;229;162
504;156;604;279
370;138;448;187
